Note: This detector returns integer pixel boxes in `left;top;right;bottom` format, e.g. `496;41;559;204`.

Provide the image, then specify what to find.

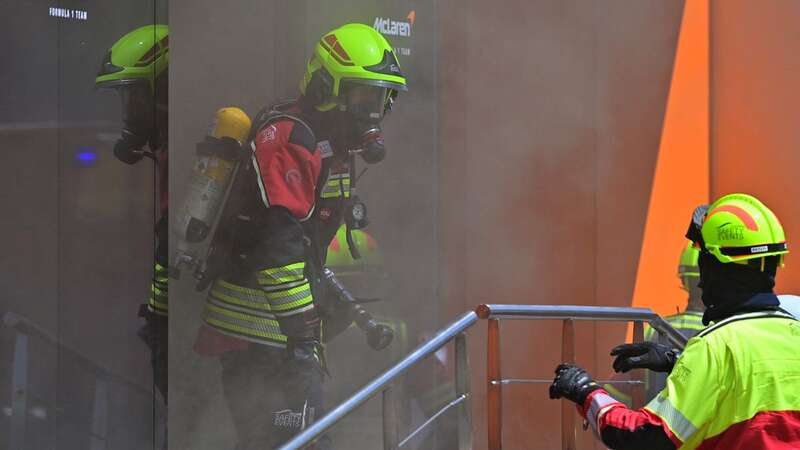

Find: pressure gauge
346;195;369;230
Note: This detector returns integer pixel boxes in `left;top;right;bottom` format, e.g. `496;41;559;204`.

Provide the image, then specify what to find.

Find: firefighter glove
549;363;601;405
610;342;680;374
285;337;320;363
113;127;153;164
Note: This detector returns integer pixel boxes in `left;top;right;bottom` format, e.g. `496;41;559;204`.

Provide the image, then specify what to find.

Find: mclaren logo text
374;11;415;37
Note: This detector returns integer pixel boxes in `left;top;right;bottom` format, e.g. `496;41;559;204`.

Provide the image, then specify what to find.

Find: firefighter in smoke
95;24;170;403
550;193;800;449
192;23;407;449
604;241;706;405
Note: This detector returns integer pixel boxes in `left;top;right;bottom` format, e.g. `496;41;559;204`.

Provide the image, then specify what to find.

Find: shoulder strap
248;104;316;148
698;310;797;338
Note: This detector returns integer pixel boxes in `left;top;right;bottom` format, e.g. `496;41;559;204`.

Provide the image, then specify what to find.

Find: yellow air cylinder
173;108;251;273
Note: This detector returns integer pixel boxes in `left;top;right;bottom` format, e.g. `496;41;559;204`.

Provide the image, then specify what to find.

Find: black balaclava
698;252;780;324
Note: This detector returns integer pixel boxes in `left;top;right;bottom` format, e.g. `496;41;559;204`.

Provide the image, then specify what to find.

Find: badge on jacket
317;140;333;159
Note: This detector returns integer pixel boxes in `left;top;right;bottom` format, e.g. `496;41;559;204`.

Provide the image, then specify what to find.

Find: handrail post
631;321;645;409
455;332;473;450
89;378;109;450
487;319;502;450
10;332;29;450
561;319;576;450
383;385;399;450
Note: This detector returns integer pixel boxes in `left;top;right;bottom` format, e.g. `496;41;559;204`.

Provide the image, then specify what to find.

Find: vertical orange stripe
631;0;710;320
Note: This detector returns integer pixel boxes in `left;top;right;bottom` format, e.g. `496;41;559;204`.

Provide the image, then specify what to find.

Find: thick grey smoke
169;1;685;449
169;1;444;449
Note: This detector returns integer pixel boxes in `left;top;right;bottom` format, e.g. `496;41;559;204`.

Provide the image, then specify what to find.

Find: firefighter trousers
138;307;168;403
220;344;330;450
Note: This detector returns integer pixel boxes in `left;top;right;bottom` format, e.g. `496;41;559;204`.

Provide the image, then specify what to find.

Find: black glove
610;342;680;374
113;129;149;164
285;336;325;373
685;204;710;247
549;363;602;405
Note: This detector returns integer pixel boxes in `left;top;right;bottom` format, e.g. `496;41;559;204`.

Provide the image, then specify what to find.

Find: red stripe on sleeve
696;411;800;450
581;390;683;448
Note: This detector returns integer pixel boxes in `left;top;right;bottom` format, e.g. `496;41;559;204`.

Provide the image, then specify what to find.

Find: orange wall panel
710;0;800;295
632;0;709;319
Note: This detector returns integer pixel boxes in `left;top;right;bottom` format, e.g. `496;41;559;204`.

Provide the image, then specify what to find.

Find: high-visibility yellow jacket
583;310;800;449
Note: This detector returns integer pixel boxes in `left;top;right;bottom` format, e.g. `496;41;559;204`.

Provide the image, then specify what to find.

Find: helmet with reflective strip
96;24;169;90
326;225;383;271
678;240;700;291
701;193;788;264
300;23;407;112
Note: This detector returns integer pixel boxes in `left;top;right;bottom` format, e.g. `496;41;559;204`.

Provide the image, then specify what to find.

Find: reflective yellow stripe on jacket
148;262;169;316
320;172;351;199
203;278;288;347
203;261;315;346
256;262;314;316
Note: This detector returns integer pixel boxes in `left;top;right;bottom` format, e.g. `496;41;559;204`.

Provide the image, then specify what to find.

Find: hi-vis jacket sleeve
246;119;322;337
579;338;723;450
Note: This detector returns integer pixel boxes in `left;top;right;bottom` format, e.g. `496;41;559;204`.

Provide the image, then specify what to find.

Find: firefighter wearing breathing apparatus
550;193;800;449
192;23;407;449
95;24;170;403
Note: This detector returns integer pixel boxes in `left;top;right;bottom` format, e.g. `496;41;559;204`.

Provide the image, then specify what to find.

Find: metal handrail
278;305;686;450
278;310;479;450
477;304;687;450
475;304;688;348
2;311;151;393
3;310;158;450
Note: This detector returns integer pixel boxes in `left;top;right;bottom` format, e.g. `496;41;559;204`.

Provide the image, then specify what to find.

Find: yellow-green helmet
96;24;169;90
678;240;700;291
300;23;407;120
326;225;383;274
700;193;788;264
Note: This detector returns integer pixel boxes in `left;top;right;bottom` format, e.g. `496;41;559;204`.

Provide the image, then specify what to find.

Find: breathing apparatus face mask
113;82;157;164
340;81;397;164
343;82;390;123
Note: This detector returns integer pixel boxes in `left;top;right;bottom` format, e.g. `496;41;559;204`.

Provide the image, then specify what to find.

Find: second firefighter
192;23;408;449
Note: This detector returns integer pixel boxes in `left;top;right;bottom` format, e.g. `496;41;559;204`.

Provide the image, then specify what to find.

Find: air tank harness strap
195;134;249;161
